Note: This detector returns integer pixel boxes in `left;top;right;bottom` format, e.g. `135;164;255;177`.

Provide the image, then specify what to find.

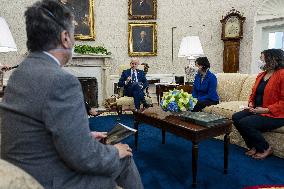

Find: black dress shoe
143;102;152;108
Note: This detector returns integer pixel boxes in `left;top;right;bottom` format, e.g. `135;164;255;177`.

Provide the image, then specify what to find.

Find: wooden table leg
224;133;230;174
162;128;166;144
192;142;198;188
156;85;160;104
134;120;139;150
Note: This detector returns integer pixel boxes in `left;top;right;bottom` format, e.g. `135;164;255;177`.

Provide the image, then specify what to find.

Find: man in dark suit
132;0;152;15
118;58;149;110
0;1;143;189
133;30;152;52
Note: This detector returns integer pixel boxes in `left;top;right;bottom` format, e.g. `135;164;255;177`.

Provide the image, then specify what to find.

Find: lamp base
185;59;197;84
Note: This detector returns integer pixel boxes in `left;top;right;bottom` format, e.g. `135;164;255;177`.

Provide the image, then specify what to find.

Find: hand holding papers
105;123;137;145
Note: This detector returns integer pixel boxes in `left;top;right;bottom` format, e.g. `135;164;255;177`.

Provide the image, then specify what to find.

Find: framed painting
128;0;157;20
60;0;95;40
128;22;157;56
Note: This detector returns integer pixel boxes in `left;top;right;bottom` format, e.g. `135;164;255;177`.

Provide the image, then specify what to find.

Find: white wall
0;0;264;77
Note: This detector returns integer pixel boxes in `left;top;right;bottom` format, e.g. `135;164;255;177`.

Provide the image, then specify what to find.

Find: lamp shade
0;17;17;52
178;36;204;58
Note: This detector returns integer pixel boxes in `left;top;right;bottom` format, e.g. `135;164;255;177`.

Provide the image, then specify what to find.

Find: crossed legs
232;110;284;159
125;83;146;109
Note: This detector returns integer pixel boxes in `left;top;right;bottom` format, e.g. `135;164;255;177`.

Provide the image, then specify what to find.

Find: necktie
132;71;136;82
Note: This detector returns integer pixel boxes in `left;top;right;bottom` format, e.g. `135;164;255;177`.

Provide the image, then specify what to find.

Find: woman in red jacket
232;49;284;160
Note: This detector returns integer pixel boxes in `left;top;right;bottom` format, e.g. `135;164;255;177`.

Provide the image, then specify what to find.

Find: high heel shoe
252;146;273;160
245;148;256;156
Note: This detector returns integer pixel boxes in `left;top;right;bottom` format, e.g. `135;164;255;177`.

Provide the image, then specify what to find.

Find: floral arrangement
160;89;197;112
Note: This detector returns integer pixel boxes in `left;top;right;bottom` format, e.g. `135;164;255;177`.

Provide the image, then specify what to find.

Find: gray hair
25;0;74;52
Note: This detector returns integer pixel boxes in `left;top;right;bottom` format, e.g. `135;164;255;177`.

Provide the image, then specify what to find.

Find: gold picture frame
128;0;157;20
60;0;95;40
128;22;157;56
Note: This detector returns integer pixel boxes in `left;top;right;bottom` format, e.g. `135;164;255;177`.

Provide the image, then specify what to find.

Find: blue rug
89;115;284;189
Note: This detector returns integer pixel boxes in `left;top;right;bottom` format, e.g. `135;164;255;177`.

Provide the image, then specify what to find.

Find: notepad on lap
105;123;137;145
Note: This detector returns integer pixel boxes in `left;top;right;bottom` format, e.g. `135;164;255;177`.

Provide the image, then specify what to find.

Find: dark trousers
125;82;145;109
113;157;144;189
232;110;284;152
192;100;218;112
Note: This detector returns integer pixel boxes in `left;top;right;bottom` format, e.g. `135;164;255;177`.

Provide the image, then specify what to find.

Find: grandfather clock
220;8;245;73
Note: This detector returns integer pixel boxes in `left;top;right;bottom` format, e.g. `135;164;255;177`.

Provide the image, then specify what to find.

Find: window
268;31;284;50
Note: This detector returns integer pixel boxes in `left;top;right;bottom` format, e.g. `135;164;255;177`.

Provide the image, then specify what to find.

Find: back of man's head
25;0;74;52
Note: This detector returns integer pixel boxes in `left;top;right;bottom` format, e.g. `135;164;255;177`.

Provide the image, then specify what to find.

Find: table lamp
0;17;17;92
178;36;204;84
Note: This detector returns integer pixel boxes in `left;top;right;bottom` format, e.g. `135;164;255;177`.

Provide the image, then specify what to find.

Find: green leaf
74;45;111;55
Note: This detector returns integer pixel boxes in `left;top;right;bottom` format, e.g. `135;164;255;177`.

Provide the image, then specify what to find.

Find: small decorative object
128;0;157;20
74;45;111;55
185;64;197;84
128;22;157;56
160;89;197;112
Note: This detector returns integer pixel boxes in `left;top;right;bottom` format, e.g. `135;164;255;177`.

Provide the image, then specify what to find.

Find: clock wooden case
220;8;246;73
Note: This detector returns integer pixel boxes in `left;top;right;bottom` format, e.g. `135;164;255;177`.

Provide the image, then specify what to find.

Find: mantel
65;54;112;67
72;54;112;59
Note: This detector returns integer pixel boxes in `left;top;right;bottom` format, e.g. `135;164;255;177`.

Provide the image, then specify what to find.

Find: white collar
43;51;61;66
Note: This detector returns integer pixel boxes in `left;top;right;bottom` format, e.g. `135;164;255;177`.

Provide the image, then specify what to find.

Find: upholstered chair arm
118;86;124;97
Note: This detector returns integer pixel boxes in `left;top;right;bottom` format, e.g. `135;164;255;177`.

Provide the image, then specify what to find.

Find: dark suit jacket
118;68;148;96
0;52;121;189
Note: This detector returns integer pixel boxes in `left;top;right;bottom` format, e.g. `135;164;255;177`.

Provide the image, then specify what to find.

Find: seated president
118;58;150;110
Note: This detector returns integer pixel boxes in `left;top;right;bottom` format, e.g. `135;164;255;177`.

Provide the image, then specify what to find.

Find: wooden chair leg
116;105;122;121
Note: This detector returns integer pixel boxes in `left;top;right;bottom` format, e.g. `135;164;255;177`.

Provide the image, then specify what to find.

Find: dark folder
178;111;227;127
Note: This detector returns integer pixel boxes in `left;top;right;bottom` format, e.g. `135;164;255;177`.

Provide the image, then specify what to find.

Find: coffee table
133;106;232;187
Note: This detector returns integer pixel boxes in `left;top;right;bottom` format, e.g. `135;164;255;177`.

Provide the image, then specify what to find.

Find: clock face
224;16;240;38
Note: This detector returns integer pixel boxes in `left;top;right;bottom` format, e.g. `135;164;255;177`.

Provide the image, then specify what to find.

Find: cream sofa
0;159;43;189
203;73;284;159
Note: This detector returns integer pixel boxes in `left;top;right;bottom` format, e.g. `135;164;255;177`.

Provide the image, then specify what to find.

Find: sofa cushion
203;105;214;114
206;101;284;134
273;126;284;134
216;73;248;102
239;74;257;101
0;159;43;189
207;101;248;119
